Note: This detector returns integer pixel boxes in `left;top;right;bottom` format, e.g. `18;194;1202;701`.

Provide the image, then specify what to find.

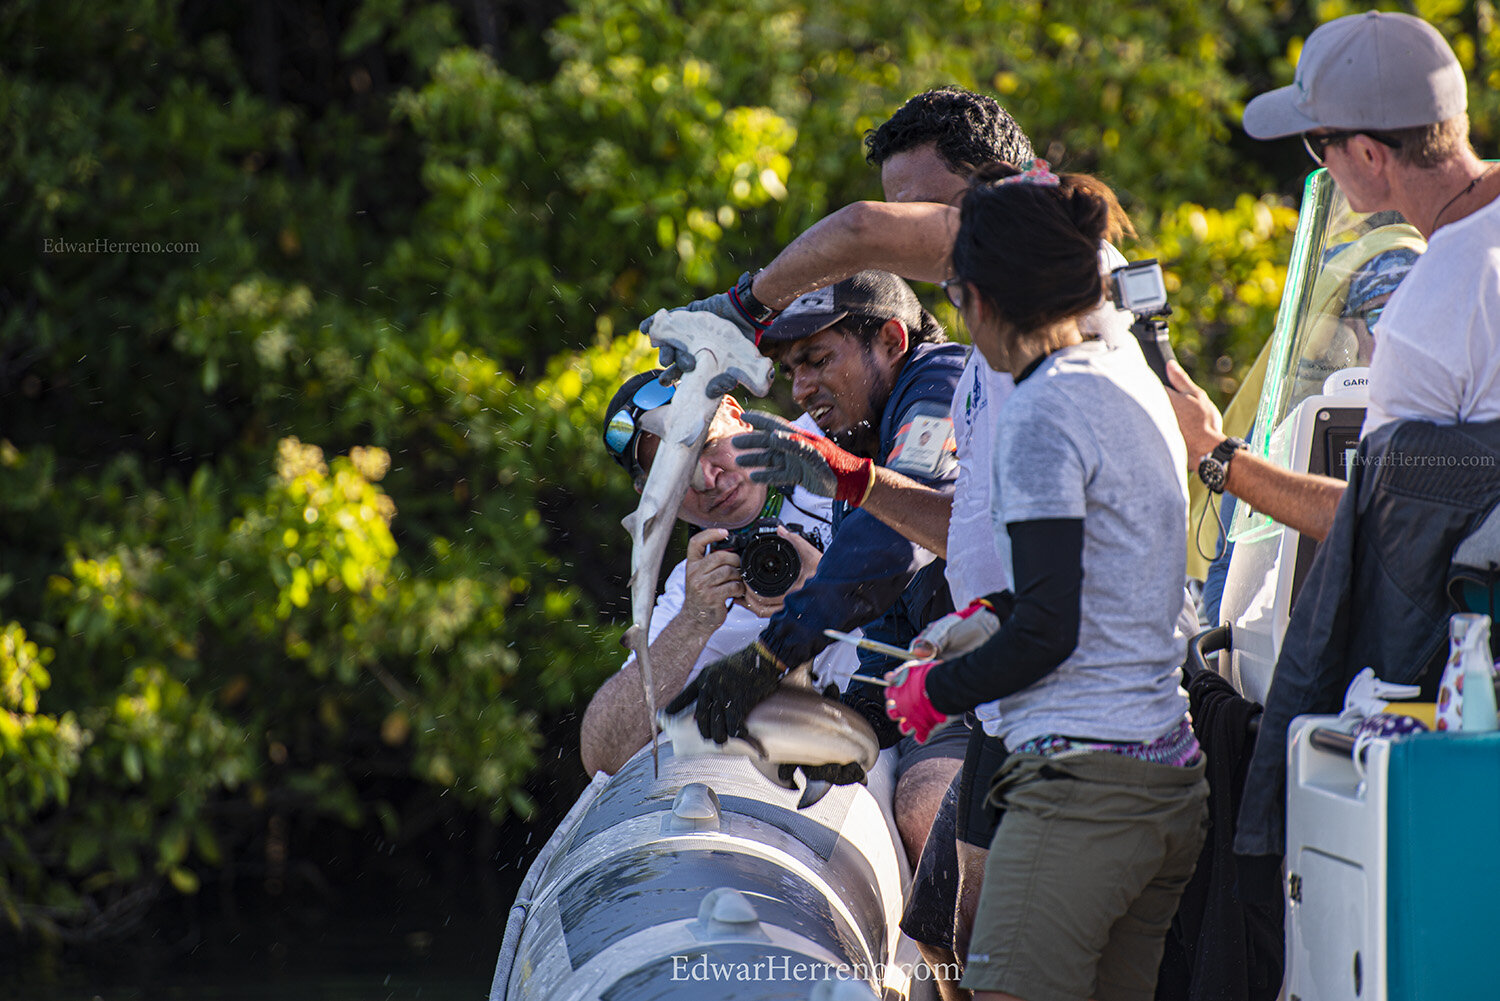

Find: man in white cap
1167;10;1497;539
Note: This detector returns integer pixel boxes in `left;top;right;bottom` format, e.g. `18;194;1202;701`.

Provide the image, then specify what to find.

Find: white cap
1243;11;1466;139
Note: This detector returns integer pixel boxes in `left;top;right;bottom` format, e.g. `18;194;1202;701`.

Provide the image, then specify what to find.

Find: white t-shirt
1363;195;1500;436
944;354;1015;608
631;415;860;691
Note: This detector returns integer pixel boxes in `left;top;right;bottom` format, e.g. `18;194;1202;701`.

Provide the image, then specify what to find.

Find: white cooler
1284;715;1500;1001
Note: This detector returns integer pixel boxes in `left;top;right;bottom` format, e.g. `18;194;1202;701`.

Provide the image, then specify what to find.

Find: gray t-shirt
974;338;1191;746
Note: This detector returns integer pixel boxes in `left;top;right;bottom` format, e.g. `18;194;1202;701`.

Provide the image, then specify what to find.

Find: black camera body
707;518;822;598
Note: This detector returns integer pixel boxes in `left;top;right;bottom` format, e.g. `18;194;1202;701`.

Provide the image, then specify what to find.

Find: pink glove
884;661;950;744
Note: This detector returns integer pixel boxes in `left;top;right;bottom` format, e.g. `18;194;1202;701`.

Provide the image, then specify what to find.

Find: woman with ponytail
885;161;1208;1001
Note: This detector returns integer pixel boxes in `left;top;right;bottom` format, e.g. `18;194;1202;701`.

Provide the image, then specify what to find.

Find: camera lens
740;535;800;597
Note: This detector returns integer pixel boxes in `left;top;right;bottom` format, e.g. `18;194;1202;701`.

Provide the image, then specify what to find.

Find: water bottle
1436;613;1498;731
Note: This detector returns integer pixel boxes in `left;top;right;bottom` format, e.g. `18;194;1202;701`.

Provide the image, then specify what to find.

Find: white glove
914;597;1002;658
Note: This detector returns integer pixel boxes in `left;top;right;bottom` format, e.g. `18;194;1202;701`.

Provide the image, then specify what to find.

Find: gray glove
732;410;874;504
641;291;760;375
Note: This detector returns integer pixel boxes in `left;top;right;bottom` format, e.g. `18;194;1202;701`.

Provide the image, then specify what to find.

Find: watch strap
728;269;779;342
1212;436;1248;463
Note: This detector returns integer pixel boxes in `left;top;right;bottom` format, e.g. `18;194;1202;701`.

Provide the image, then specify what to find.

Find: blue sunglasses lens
603;378;677;461
604;412;636;456
630;378;676;411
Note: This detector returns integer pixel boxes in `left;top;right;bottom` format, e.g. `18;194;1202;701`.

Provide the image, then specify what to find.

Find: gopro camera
1111;258;1169;317
1110;258;1177;386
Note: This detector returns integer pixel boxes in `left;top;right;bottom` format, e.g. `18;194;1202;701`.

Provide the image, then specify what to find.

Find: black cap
759;270;927;344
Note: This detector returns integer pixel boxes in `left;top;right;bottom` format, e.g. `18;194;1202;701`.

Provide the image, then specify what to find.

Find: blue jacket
1235;417;1500;856
758;341;965;668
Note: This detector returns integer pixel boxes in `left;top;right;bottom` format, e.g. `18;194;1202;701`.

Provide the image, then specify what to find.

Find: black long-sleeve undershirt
923;518;1084;715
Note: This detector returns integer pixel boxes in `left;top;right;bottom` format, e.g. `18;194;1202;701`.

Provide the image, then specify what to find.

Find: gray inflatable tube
489;741;925;1000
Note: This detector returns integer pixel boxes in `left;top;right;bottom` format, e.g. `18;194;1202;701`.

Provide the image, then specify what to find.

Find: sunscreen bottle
1437;613;1487;731
1460;616;1498;732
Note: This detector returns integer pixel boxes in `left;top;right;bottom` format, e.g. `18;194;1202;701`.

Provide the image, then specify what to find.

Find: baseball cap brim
758;308;849;345
1243;84;1323;139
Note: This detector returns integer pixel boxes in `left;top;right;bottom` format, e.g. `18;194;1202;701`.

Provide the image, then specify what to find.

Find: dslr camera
707;518;822;598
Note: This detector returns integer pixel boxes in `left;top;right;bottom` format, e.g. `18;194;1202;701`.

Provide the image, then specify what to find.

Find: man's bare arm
1166;361;1344;543
579;613;718;776
580;530;743;776
750;201;960;309
861;467;953;557
1215;452;1344;542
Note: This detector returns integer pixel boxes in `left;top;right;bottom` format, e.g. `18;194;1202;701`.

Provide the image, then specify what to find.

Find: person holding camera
579;372;847;778
884;162;1208;1001
664;269;968;863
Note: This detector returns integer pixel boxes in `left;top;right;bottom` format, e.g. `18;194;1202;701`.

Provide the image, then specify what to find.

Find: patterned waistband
1015;718;1201;767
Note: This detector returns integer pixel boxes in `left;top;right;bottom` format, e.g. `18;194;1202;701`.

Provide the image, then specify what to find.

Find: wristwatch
1197;437;1248;494
728;269;779;333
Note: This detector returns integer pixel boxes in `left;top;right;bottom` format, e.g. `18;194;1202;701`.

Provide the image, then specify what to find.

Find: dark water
2;729;589;1001
1;847;521;1001
4;891;502;1001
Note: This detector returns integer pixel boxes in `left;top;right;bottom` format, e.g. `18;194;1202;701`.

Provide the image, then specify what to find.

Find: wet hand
682;528;744;630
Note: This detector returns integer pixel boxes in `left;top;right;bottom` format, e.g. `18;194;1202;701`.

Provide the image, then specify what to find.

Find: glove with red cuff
732;410;875;506
883;660;951;745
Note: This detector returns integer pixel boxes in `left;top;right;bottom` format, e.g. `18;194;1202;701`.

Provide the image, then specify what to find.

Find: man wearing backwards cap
663;271;966;787
1167;10;1497;542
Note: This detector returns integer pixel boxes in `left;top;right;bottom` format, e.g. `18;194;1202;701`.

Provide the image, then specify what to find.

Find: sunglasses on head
604;377;677;477
1301;130;1402;166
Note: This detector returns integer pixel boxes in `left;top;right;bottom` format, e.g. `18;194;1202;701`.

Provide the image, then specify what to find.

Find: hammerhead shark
622;310;774;775
657;667;881;808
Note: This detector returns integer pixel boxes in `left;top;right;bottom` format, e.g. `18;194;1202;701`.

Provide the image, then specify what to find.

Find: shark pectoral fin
669;415;709;447
749;756;798;790
779;665;815;690
797;780;833;810
621;625;643;651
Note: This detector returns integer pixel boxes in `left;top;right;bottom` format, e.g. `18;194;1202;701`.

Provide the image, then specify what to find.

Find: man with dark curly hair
864;85;1035;193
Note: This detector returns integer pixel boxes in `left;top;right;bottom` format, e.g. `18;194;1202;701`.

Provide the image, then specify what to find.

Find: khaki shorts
962;750;1208;1001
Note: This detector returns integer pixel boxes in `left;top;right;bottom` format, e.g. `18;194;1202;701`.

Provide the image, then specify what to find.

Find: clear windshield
1229;170;1426;544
